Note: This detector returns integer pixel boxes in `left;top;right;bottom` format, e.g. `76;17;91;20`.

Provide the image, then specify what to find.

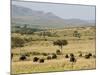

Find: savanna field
11;26;96;74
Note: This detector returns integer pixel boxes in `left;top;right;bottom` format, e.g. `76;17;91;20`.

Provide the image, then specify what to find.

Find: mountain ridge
12;4;95;28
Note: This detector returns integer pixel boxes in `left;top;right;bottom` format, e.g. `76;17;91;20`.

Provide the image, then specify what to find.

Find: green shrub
39;59;45;63
47;56;52;60
65;54;69;58
41;53;48;56
56;50;61;55
52;53;57;59
11;36;25;48
33;57;39;62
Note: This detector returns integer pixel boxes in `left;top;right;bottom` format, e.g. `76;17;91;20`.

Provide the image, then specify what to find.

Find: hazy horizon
12;1;96;21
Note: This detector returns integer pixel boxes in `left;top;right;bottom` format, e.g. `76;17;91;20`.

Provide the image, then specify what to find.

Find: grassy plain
11;26;96;74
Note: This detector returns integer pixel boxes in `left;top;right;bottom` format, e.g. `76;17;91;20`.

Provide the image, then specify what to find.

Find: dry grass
11;26;96;74
12;58;96;74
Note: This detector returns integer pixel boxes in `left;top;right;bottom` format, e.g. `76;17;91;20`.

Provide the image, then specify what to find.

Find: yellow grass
11;26;96;74
12;58;96;74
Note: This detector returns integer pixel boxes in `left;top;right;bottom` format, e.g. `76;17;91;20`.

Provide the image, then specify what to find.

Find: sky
12;1;96;21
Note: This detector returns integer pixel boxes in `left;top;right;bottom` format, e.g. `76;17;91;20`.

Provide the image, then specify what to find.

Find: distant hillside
12;5;95;28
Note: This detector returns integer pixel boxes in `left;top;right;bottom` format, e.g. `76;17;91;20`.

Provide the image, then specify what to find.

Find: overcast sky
12;1;96;21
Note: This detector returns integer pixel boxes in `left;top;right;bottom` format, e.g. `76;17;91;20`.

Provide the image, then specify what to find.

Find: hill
12;5;95;28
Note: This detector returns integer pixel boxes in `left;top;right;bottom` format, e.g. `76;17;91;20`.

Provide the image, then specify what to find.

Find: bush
52;54;57;59
56;50;61;55
39;59;44;63
73;31;81;38
42;53;48;56
19;55;27;61
32;52;40;55
24;37;33;42
33;57;39;62
84;53;92;59
70;53;74;57
70;57;76;63
88;53;92;56
47;56;52;60
11;36;25;48
79;53;82;57
93;55;96;58
88;38;94;40
25;53;30;57
11;53;13;60
44;39;47;41
78;51;82;57
84;54;90;59
65;54;69;58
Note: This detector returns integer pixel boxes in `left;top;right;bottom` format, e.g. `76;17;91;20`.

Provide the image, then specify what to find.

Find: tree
41;31;47;41
11;36;25;48
23;24;28;29
53;40;68;51
70;56;76;69
73;31;81;38
42;31;46;39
